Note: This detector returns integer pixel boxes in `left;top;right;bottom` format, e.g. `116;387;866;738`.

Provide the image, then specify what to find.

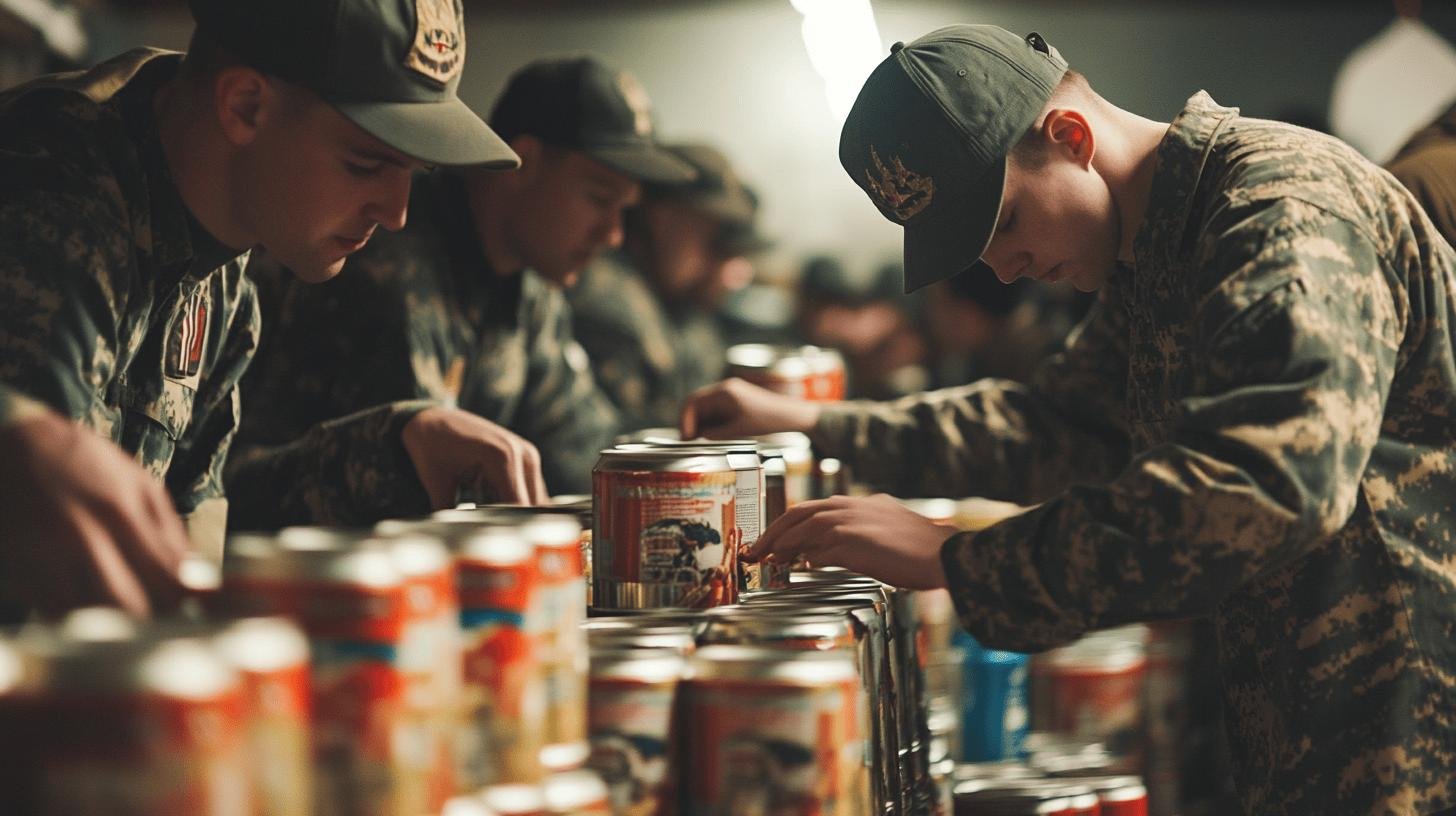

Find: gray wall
87;1;1456;280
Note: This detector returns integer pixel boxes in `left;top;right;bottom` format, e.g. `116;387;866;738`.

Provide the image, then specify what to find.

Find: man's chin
287;256;348;284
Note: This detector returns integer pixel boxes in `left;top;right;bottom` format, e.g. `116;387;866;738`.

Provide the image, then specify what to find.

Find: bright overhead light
791;0;883;124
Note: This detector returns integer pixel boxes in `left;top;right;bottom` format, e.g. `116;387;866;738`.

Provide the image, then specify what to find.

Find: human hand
401;406;548;508
678;377;822;440
0;411;189;617
744;493;954;590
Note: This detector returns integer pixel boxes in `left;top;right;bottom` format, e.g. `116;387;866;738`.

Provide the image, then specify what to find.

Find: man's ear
212;66;277;147
507;134;546;182
1043;108;1095;168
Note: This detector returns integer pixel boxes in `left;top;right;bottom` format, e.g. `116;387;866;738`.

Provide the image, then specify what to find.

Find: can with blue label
956;631;1029;762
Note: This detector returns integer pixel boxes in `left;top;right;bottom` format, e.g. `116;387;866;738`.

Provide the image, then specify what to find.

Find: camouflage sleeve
941;206;1401;653
224;399;435;530
513;285;622;495
811;284;1132;503
0;143;132;428
224;255;436;530
164;264;259;517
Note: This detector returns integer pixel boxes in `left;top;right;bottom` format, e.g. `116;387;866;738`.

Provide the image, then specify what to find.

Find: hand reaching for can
0;410;189;618
744;493;955;590
401;406;549;508
678;377;824;440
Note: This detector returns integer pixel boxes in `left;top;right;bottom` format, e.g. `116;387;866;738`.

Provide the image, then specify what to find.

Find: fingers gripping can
593;449;739;610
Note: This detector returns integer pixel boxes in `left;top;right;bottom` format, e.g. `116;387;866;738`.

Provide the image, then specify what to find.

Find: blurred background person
793;256;926;399
570;142;763;430
1387;100;1456;243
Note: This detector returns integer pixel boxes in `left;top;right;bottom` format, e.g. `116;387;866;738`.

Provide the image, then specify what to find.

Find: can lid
544;770;609;810
480;784;547;815
215;617;310;672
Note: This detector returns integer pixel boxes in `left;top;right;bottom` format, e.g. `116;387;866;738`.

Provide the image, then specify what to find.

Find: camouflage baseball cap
489;57;696;184
189;0;519;168
839;25;1067;292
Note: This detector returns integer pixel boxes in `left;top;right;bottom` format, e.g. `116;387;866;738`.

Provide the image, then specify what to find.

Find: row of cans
581;567;942;816
724;343;846;402
952;760;1148;816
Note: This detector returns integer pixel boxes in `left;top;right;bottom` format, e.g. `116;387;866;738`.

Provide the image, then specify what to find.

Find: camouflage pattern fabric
569;251;727;430
1387;102;1456;247
815;93;1456;813
0;49;259;561
226;171;619;530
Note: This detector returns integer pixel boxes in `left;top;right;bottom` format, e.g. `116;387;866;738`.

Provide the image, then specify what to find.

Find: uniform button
957;68;968;77
890;41;905;54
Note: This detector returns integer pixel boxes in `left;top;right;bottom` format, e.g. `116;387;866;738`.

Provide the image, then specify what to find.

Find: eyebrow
348;146;417;170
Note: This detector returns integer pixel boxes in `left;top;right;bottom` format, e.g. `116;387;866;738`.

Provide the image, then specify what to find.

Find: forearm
224;400;436;530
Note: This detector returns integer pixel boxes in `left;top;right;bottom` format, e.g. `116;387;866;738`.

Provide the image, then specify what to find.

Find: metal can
957;632;1030;762
521;513;592;774
801;345;847;402
223;531;411;816
1029;627;1147;770
678;644;866;816
751;452;793;590
454;525;546;786
1071;775;1149;816
699;606;858;652
544;770;611;815
621;439;764;599
0;611;250;816
384;532;462;812
583;619;699;655
726;343;814;398
592;448;739;610
587;648;684;815
755;432;814;507
214;617;313;816
952;781;1073;816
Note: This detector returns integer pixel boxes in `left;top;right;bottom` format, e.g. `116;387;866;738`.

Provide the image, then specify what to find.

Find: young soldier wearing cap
0;0;510;618
569;142;765;430
681;24;1456;812
225;57;694;528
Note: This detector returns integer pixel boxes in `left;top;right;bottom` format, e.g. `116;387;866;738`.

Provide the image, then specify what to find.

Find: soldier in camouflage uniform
570;143;763;430
0;0;508;617
225;57;694;529
681;25;1456;814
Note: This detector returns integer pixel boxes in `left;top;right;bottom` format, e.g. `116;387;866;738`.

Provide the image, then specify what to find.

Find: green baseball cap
189;0;519;168
649;143;756;223
489;57;696;184
839;25;1067;292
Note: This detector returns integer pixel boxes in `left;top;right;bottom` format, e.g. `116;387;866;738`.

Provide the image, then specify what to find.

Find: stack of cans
1028;626;1149;772
952;760;1149;816
0;607;310;816
725;343;847;402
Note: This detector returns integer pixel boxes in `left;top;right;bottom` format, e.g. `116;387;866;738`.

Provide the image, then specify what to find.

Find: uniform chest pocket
117;376;197;479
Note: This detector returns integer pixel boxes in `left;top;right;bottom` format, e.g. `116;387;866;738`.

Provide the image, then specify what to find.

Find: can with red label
593;448;738;610
1029;627;1147;772
520;513;592;773
214;616;313;816
383;532;462;811
801;345;847;402
726;343;815;399
0;611;251;816
677;644;866;816
1069;775;1148;816
587;647;684;815
223;531;411;816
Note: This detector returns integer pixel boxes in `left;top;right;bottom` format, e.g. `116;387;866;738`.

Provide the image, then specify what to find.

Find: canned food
222;531;412;816
754;432;814;507
592;448;738;610
587;649;684;815
1068;775;1149;816
1029;628;1146;770
455;526;546;786
583;619;698;655
0;613;250;816
754;453;793;590
522;513;591;773
544;770;611;814
726;343;815;399
699;606;858;652
800;345;847;402
214;617;313;816
952;780;1072;816
385;532;461;812
678;644;867;816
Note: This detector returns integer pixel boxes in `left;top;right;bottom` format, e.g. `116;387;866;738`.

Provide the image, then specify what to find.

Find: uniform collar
103;49;245;284
1132;91;1239;276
